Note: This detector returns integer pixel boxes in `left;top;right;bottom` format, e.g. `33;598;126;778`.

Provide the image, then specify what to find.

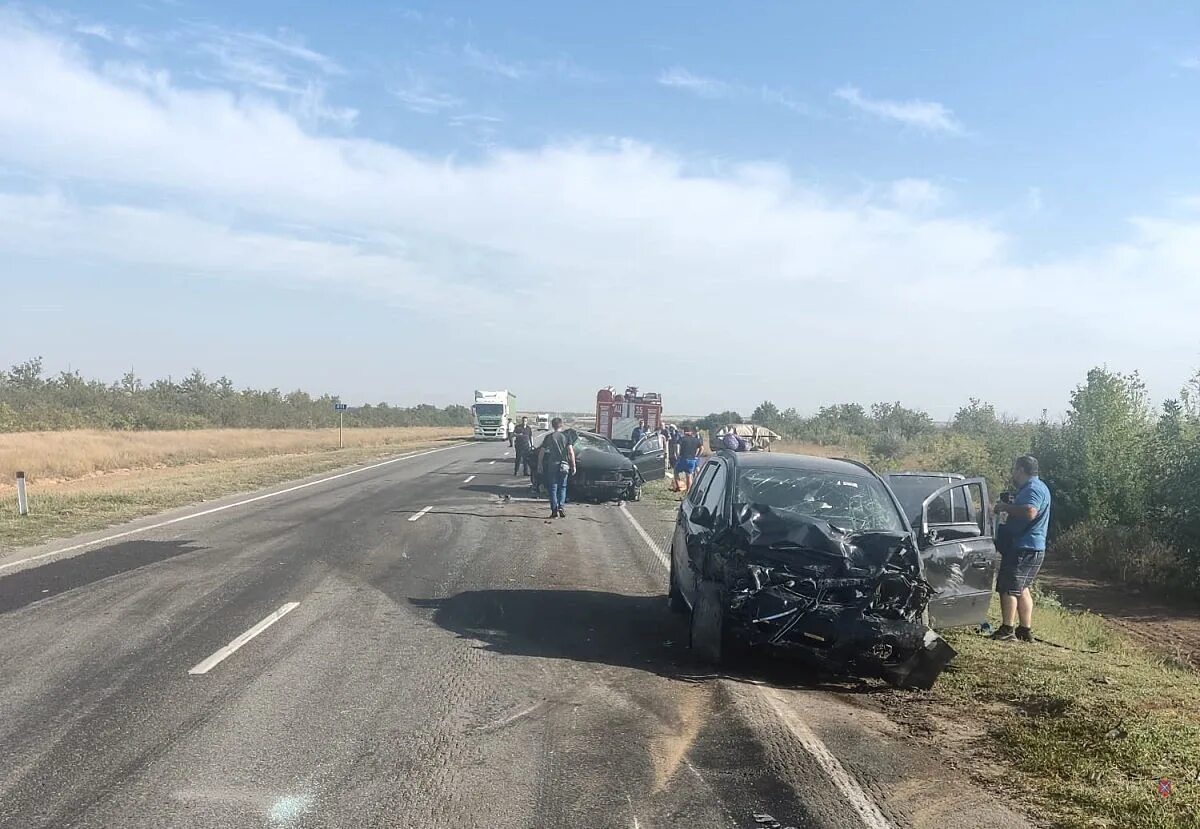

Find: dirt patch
1040;563;1200;670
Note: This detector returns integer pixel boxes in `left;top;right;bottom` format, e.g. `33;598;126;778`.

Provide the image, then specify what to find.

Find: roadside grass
0;430;467;551
0;426;466;483
930;593;1200;829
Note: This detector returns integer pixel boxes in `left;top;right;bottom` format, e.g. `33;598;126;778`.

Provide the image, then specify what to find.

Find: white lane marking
759;688;895;829
188;602;300;675
618;503;895;829
619;504;670;570
408;506;434;522
504;451;511;456
0;443;469;573
489;460;496;465
463;475;476;483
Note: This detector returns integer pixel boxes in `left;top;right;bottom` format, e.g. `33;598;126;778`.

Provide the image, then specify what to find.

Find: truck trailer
472;390;516;440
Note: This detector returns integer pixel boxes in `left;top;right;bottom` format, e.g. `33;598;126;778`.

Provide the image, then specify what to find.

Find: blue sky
2;2;1200;417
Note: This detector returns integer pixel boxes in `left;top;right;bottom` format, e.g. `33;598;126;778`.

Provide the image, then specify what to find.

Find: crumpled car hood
715;504;956;689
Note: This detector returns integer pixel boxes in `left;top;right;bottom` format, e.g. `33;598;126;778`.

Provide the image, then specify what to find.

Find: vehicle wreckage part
667;557;688;614
691;503;959;687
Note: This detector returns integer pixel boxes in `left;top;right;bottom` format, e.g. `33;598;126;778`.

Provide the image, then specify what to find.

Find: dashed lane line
618;503;896;829
408;506;434;522
1;443;470;574
464;475;476;483
188;602;300;676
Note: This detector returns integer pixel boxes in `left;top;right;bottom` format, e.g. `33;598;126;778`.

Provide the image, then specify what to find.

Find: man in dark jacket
513;417;533;476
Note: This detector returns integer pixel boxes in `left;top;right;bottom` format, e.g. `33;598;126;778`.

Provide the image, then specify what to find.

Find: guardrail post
16;471;28;516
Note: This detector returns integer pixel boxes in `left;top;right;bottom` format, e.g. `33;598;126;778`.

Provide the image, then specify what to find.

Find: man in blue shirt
992;455;1052;642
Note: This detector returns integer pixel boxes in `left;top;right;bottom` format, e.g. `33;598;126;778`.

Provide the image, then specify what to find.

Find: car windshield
474;404;504;416
570;432;621;455
736;467;905;534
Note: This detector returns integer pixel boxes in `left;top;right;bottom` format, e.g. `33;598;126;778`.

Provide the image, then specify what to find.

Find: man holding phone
992;455;1052;642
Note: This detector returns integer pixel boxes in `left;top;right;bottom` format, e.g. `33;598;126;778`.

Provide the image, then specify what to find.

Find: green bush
1052;522;1185;590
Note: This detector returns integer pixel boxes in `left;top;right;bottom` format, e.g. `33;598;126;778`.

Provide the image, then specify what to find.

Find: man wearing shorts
992;455;1052;642
672;426;704;493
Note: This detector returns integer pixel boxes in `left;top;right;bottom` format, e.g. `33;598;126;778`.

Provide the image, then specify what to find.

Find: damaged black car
530;430;667;502
668;453;994;689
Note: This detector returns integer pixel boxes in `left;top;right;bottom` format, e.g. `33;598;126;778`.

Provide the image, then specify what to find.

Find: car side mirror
691;505;715;528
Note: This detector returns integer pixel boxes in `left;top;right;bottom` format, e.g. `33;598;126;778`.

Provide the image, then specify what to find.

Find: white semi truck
472;390;517;440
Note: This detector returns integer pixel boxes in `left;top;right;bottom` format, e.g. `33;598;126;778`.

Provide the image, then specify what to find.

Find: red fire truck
595;386;663;450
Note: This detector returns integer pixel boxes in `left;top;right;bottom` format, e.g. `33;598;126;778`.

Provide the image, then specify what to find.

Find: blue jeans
544;468;569;512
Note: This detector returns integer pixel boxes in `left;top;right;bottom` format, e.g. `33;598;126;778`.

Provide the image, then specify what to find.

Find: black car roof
716;450;879;477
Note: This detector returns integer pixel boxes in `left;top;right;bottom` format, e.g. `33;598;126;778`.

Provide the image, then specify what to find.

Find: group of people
663;423;705;493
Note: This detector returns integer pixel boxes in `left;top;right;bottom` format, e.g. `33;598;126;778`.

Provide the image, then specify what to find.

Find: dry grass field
0;427;468;484
0;427;469;551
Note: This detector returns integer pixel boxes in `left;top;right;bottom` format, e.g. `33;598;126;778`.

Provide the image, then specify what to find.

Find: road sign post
15;471;28;516
334;403;348;448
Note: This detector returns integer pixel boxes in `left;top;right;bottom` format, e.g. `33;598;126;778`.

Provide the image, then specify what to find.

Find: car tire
668;555;687;614
690;581;726;664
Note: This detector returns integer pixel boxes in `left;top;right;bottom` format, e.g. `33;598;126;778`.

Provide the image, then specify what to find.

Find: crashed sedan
669;453;993;689
529;430;667;502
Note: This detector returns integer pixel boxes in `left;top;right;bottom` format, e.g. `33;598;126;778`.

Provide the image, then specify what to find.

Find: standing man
631;420;647;444
537;417;576;518
668;425;680;471
513;417;533;476
992;455;1052;642
672;426;704;493
506;417;516;447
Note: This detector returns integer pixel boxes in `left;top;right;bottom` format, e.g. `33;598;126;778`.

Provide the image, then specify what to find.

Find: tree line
0;358;472;431
691;366;1200;595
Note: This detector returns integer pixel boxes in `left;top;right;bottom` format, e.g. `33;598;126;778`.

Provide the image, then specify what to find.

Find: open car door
916;478;998;629
630;433;667;480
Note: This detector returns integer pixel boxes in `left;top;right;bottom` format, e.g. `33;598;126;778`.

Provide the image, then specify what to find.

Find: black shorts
997;549;1045;596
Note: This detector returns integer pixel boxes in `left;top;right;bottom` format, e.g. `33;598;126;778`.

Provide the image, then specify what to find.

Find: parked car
668;451;994;689
529;430;666;501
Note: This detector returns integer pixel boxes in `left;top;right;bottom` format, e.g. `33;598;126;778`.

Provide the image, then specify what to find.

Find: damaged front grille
711;505;957;689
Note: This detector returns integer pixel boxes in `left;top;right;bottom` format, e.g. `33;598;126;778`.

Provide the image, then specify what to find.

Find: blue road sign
334;403;348;411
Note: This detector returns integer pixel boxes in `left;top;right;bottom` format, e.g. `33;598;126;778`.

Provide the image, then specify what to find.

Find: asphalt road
0;441;1029;829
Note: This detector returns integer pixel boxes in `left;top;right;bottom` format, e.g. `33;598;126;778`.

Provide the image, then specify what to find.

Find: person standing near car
513;417;533;476
631;420;647;444
537;417;576;518
992;455;1052;642
506;417;516;447
672;425;704;493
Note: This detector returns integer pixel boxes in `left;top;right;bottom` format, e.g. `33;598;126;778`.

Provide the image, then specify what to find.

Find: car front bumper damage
700;507;957;689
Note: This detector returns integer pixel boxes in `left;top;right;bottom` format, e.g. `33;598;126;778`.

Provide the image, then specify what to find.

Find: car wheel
668;556;687;614
689;581;726;664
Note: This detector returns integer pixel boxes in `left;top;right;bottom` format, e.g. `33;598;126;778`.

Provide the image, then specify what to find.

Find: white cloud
887;178;944;211
463;44;525;79
835;85;964;135
391;75;462;114
1178;56;1200;70
657;66;731;98
0;19;1197;412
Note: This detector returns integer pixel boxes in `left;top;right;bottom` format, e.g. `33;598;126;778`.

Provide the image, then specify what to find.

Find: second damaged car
668;453;992;689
